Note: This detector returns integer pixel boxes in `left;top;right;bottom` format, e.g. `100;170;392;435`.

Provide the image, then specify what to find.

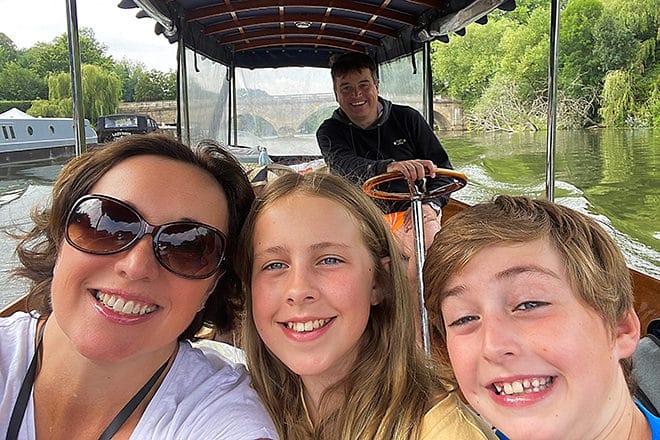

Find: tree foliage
32;64;121;123
431;19;508;107
432;0;660;129
28;98;73;118
0;33;18;68
134;70;176;101
497;6;551;101
600;70;634;126
0;30;174;107
113;59;146;102
19;28;113;77
0;62;47;100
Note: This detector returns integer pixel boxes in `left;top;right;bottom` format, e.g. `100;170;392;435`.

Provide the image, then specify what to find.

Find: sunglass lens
156;224;224;278
67;197;141;253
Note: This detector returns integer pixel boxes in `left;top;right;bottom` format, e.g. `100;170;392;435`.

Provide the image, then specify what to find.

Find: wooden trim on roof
218;27;380;47
203;13;400;38
233;36;368;53
188;0;417;25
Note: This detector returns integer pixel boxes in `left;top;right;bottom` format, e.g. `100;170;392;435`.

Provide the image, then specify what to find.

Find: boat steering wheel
362;167;467;356
362;168;468;201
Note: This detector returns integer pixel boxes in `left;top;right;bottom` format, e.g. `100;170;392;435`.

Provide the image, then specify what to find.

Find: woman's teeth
95;291;158;316
286;318;331;332
494;377;554;395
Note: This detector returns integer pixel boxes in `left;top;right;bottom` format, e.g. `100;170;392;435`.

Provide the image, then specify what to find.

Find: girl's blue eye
448;315;479;327
264;262;286;271
320;257;341;265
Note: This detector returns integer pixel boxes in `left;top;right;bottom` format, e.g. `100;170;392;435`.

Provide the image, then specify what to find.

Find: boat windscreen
379;51;426;120
186;52;333;157
184;51;427;158
185;52;231;147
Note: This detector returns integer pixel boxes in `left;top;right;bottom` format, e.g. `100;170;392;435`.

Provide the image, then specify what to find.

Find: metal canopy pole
423;42;434;127
178;38;190;145
232;65;237;145
227;67;232;145
65;0;86;156
411;184;431;356
545;0;561;201
228;63;237;146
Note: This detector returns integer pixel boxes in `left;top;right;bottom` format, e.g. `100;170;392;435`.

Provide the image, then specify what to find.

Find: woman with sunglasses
0;134;277;439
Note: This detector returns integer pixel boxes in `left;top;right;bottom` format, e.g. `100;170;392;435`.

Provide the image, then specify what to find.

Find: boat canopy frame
119;0;516;69
63;0;572;199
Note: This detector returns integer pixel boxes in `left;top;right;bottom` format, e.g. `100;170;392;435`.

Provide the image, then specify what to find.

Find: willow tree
32;64;121;123
600;70;634;126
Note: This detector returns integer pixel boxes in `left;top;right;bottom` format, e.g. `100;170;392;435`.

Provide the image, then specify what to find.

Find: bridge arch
433;111;451;131
432;98;464;131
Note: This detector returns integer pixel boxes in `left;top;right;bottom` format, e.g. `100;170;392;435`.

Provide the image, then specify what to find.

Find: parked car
96;114;159;143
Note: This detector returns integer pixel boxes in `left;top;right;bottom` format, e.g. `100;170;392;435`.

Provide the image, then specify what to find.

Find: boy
424;195;659;439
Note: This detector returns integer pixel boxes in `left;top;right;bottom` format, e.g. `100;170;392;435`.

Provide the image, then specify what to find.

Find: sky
0;0;335;94
0;0;177;72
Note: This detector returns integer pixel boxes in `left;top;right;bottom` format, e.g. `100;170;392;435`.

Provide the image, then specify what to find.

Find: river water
1;129;658;309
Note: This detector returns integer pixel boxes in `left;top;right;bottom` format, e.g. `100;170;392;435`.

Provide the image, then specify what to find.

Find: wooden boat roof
118;0;516;68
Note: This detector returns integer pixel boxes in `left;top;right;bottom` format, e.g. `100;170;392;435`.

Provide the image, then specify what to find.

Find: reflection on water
1;160;65;309
441;129;659;278
1;130;658;308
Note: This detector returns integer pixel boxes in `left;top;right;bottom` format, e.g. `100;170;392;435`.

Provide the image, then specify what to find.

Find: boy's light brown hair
424;195;634;381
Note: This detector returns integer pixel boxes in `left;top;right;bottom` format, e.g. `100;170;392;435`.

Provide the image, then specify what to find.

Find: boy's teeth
95;291;157;316
286;319;330;332
494;377;554;396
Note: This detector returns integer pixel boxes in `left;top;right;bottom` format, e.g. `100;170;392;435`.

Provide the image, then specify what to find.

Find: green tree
32;64;121;123
591;14;637;75
113;59;146;102
134;70;176;101
603;0;660;126
28;98;72;118
18;28;113;77
429;0;660;129
81;64;122;121
558;0;605;97
0;33;18;68
501;0;556;25
0;62;47;100
604;0;660;42
600;70;634;126
497;5;550;100
431;19;509;107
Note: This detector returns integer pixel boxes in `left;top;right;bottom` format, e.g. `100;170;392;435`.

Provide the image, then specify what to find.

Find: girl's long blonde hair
237;172;451;439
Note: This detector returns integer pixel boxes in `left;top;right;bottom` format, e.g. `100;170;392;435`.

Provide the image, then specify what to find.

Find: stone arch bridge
119;95;463;134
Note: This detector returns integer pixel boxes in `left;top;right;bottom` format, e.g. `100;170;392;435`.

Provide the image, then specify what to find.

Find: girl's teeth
287;319;329;332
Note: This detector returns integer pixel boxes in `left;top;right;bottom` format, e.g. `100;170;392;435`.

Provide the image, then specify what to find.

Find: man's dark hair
330;52;378;83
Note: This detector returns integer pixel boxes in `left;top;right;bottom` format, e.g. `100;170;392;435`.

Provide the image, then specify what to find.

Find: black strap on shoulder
6;320;171;440
6;321;45;440
98;359;169;440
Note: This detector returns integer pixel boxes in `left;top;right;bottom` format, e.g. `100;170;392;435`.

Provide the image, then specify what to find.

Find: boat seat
632;319;660;416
